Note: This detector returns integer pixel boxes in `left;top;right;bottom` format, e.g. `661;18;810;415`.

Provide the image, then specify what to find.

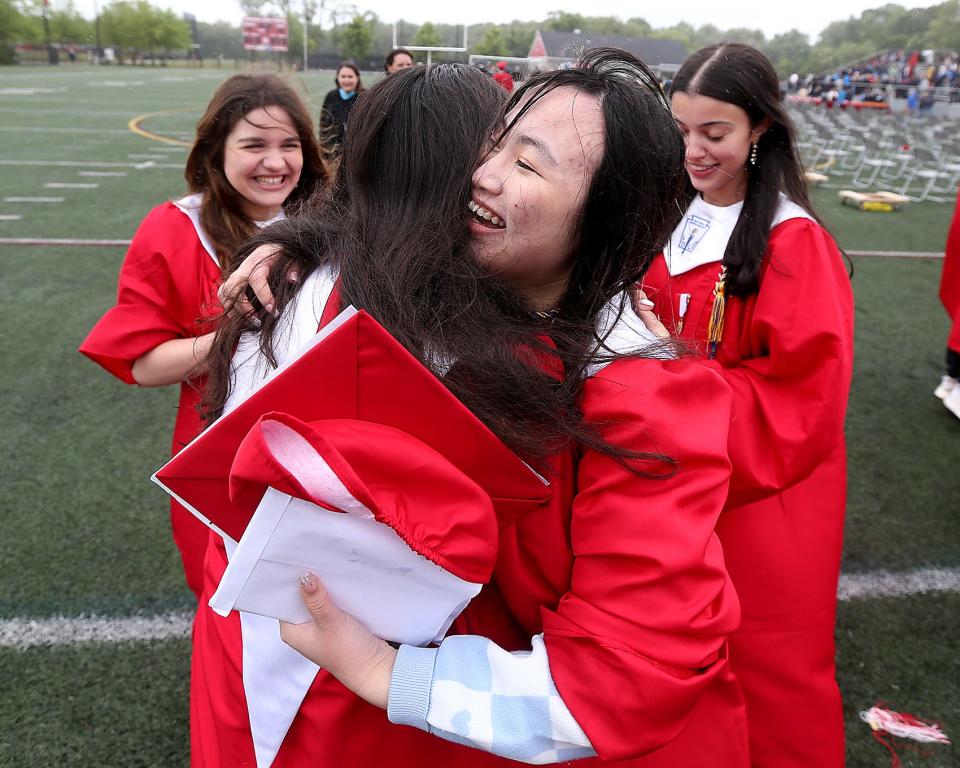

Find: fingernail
288;271;299;283
299;572;317;592
639;299;654;308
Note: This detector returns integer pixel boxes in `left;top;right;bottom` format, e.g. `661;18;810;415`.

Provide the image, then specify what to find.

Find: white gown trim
664;193;815;277
221;264;338;768
173;192;286;271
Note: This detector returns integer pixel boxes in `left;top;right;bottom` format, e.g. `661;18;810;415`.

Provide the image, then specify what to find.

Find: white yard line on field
846;250;944;258
43;182;98;189
0;126;132;134
0;613;194;649
3;197;65;203
0;160;181;169
1;567;958;649
836;566;960;601
78;171;127;177
0;238;129;246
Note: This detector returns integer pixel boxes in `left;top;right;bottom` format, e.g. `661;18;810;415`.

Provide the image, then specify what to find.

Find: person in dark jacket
320;62;363;158
384;48;414;73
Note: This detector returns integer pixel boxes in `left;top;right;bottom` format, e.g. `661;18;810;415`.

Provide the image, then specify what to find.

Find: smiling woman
469;88;605;308
642;43;854;768
78;74;328;600
223;106;305;221
319;61;364;159
670;91;769;207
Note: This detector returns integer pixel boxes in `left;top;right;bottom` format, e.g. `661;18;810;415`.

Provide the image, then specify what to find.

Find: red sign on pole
242;17;289;53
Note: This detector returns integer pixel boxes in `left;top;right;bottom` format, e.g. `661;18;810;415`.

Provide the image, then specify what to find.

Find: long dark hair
497;50;686;327
672;43;822;297
204;51;685;467
184;74;328;271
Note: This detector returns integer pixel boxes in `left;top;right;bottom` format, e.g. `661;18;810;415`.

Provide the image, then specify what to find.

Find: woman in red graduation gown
639;44;854;767
79;75;327;599
195;54;749;767
936;190;960;418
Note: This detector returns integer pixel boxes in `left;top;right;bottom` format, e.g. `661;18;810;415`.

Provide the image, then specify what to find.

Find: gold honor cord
706;266;727;360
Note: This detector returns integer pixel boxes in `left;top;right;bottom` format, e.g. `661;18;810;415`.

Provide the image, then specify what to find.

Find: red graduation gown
189;283;749;767
642;216;854;768
942;190;960;352
79;201;221;600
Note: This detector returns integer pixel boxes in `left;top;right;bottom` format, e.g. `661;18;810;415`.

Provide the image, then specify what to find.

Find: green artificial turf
1;596;955;768
839;593;959;768
0;246;193;616
843;256;960;573
1;63;958;766
0;640;190;767
810;185;955;254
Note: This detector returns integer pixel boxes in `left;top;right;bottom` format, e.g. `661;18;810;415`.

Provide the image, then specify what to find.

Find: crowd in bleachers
787;50;959;110
820;50;959;88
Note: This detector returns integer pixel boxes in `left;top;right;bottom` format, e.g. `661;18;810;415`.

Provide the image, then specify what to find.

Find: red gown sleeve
79;203;219;384
941;190;960;318
708;219;854;504
542;359;740;761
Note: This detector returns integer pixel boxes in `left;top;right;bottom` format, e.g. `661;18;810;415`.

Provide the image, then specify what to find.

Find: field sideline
1;65;958;767
4;566;960;650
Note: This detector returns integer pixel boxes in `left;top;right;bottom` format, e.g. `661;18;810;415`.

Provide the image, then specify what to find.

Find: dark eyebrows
235;133;301;145
674;118;735;129
517;133;559;167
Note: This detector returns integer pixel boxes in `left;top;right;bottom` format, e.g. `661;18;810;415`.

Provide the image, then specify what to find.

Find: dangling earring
749;142;758;166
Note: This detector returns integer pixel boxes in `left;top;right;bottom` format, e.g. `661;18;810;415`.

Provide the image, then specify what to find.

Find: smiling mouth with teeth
256;175;286;186
468;199;506;229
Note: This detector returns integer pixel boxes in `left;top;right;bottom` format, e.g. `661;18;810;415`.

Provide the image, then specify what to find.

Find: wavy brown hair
184;74;328;272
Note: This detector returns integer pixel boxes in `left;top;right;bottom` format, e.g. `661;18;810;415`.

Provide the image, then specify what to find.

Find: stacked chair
789;102;960;204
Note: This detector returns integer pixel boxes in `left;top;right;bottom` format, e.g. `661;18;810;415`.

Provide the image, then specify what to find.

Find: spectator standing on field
320;62;364;159
492;60;514;91
79;75;328;600
935;190;960;419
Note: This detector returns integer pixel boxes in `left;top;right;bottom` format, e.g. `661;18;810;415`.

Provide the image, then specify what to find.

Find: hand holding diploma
281;572;397;710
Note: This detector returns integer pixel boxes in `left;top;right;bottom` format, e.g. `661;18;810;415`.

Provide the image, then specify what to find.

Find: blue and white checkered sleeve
387;633;596;764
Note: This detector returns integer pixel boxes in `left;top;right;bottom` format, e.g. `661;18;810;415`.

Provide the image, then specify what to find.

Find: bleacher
792;50;960;112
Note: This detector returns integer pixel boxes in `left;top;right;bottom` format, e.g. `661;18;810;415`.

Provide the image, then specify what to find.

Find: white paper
210;488;480;646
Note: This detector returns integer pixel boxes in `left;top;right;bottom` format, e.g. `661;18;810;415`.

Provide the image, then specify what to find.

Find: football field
0;65;957;767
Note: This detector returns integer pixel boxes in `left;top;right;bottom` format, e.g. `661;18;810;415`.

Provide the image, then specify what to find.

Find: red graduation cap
153;309;549;544
229;412;498;585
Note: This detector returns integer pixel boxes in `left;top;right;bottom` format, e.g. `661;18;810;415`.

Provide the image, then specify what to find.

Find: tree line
3;0;959;75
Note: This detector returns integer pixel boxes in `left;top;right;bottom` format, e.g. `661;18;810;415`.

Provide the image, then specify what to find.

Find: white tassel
860;706;951;744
